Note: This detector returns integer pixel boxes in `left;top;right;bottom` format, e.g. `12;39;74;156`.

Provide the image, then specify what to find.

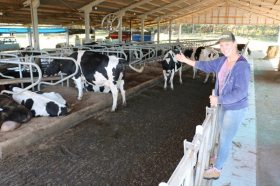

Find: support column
156;17;161;44
278;26;280;44
169;20;172;43
30;0;40;50
84;7;91;44
178;23;182;41
118;12;125;43
27;27;32;47
140;15;147;42
65;28;69;47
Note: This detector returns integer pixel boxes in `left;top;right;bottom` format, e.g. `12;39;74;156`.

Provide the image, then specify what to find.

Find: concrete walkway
254;52;280;186
213;50;280;186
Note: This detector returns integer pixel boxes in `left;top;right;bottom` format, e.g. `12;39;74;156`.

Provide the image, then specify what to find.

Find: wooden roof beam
158;0;220;20
173;2;226;22
114;0;152;15
78;0;106;11
229;0;280;21
139;0;190;17
230;0;280;18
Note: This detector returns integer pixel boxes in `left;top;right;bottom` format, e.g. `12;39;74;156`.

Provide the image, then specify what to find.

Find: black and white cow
0;94;32;132
184;47;219;83
45;51;126;112
160;46;183;90
12;87;69;117
237;44;251;55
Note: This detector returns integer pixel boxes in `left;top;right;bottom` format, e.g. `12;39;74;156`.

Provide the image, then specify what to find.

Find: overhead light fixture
133;12;136;15
94;6;98;10
0;12;3;16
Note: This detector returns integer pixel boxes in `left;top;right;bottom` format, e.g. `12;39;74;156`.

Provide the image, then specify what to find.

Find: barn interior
0;0;280;186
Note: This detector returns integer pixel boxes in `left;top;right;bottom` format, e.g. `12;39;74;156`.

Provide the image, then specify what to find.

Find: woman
176;31;250;180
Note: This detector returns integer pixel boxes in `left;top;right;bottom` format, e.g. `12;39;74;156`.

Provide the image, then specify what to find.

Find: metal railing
36;55;79;90
159;103;219;186
0;59;42;95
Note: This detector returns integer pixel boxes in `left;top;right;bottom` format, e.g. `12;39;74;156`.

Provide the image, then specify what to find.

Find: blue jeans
215;106;247;170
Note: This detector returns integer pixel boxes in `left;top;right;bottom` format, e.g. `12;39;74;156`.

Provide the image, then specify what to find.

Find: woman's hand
176;53;195;67
209;95;218;107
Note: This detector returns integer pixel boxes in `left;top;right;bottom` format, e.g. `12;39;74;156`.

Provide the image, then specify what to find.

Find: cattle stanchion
159;91;219;186
36;56;79;90
0;59;42;95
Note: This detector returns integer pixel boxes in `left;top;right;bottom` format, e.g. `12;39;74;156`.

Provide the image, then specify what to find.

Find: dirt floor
0;70;213;186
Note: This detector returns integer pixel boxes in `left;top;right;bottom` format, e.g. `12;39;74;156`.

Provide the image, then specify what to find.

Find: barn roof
0;0;279;28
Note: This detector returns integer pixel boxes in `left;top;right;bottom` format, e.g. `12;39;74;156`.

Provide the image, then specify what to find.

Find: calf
160;46;183;90
0;94;32;132
12;87;69;117
45;51;126;112
185;47;219;83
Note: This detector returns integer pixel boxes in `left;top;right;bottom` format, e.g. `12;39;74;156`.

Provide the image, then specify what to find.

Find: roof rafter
115;0;152;15
174;2;226;22
229;0;280;21
78;0;106;11
158;0;221;20
139;0;190;17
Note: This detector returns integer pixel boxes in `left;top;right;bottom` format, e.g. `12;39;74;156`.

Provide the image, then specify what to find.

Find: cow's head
0;95;32;124
45;59;63;76
173;45;182;55
200;48;219;61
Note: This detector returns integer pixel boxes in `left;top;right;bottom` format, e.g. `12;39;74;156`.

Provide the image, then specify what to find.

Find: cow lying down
45;51;126;112
12;87;69;117
0;94;32;132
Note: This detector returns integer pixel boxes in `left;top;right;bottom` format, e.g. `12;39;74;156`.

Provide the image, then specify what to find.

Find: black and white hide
0;94;32;132
45;51;126;112
12;87;69;117
186;47;219;83
237;44;251;55
160;47;183;90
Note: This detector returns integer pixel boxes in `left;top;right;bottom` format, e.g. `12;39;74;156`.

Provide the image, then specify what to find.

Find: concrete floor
254;52;280;186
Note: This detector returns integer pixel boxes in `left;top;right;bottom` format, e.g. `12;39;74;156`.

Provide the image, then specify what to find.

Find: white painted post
27;27;32;47
65;28;69;47
30;0;40;50
278;26;280;45
140;15;147;42
84;7;92;44
169;20;172;43
156;17;161;44
178;23;182;41
118;12;125;43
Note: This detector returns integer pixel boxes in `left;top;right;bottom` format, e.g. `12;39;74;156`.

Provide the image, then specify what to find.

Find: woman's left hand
209;95;218;107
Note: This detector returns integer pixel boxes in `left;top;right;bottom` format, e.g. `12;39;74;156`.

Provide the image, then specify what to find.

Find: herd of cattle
0;43;249;132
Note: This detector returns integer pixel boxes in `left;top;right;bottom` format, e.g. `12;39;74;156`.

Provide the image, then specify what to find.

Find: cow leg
179;67;183;84
204;73;210;83
110;83;118;112
193;67;197;79
72;77;83;100
170;70;175;90
163;70;168;90
118;79;126;106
